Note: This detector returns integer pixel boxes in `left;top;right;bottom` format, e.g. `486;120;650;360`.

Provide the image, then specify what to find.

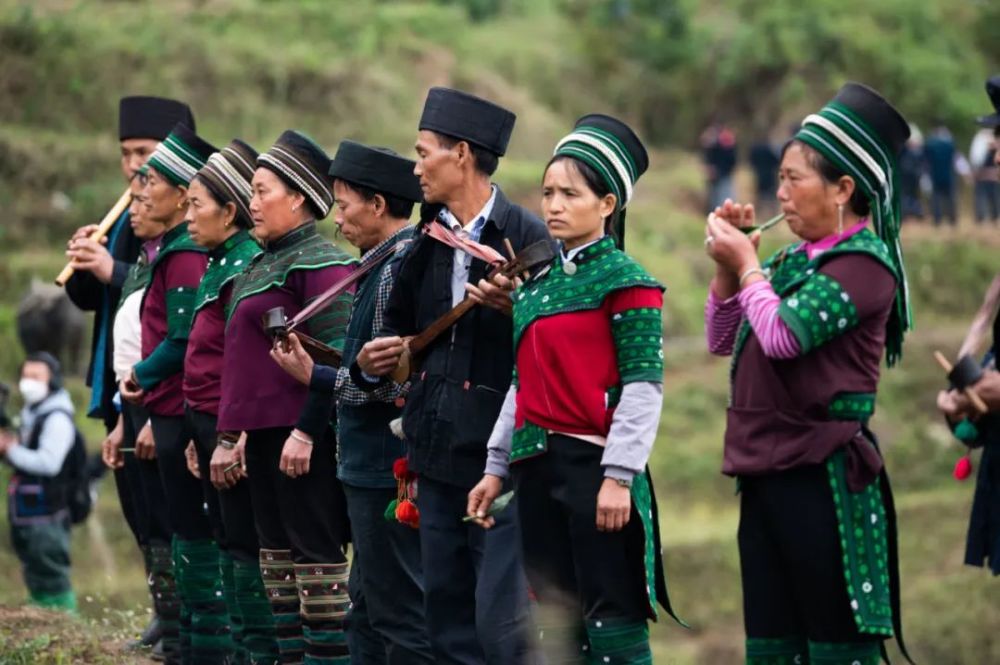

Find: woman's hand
210;437;246;489
120;372;146;404
705;199;762;275
466;474;504;529
279;430;313;478
596;478;632;532
101;417;125;470
270;333;314;386
136;420;157;460
185;441;201;479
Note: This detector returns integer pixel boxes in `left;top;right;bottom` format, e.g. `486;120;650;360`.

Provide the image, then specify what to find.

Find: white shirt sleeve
483;385;517;478
601;381;663;482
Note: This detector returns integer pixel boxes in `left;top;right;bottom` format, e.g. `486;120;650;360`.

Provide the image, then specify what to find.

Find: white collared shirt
439;185;498;307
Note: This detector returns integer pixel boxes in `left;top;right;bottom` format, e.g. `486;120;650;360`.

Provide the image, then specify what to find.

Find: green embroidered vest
510;236;663;463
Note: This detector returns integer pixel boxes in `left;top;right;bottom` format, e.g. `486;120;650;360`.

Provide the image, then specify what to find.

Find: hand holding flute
56;187;132;286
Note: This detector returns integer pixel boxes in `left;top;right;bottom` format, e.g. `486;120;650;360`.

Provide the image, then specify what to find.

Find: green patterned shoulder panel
194;234;262;313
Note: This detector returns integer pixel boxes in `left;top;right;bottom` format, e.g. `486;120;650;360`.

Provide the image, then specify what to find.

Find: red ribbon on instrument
287;240;409;330
422;219;506;265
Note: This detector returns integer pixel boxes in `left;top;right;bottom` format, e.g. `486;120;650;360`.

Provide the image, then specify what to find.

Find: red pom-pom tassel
953;455;973;481
392;457;409;480
395;499;420;528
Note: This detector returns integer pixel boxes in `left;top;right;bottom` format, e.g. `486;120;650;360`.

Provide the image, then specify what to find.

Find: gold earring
837;203;844;235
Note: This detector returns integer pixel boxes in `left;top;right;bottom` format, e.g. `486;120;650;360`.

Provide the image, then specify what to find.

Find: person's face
249;167;306;244
413;131;464;204
20;360;51;385
187;178;237;249
541;159;615;248
142;167;187;225
120;138;159;181
776;143;843;242
128;173;161;240
333;180;384;251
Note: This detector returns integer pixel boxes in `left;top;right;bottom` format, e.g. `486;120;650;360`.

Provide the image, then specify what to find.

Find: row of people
54;76;1000;665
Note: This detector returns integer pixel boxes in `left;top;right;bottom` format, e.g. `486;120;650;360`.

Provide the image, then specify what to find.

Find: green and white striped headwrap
553;125;640;210
796;96;911;366
145;123;217;188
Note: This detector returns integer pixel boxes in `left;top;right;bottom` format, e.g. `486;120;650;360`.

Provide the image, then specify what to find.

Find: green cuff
134;338;187;390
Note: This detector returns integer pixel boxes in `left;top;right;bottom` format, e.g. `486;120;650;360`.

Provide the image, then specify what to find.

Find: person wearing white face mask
0;352;80;612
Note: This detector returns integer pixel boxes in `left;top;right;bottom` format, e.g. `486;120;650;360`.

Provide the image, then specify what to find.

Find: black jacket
64;210;142;430
383;186;551;488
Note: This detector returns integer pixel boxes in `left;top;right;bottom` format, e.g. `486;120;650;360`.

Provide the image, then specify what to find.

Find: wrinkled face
120;138;159;181
413;130;464;204
128;173;161;240
541;158;615;248
142;166;187;225
187;178;236;249
777;143;841;242
333;180;383;251
249;167;305;244
20;360;51;385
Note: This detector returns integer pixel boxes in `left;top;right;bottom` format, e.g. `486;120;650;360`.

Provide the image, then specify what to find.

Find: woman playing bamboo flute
703;83;914;665
467;114;682;665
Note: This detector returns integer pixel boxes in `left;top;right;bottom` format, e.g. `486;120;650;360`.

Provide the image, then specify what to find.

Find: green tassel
384;499;399;522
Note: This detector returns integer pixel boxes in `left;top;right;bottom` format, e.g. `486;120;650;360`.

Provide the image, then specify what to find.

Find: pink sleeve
737;280;800;359
705;289;743;355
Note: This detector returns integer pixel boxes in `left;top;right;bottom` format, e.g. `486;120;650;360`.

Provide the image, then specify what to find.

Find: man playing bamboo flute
65;94;195;653
271;139;434;664
357;87;551;665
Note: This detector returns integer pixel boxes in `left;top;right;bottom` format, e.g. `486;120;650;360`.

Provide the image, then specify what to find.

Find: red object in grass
395;499;420;528
953;456;973;481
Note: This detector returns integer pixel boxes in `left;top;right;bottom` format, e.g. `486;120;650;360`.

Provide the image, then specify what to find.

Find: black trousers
117;402;172;546
738;464;882;645
419;475;534;665
149;414;213;541
186;407;261;563
243;427;348;564
514;435;649;624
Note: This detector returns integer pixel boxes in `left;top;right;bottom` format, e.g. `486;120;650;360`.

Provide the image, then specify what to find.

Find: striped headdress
196;139;258;228
795;83;911;365
146;123;217;188
257;130;334;219
553;114;649;249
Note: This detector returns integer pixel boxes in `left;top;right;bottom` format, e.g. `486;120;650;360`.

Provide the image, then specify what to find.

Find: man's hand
67;230;114;284
596;478;632;532
971;370;1000;412
120;373;145;404
136;421;157;460
466;474;504;529
465;273;521;316
101;416;125;469
185;441;201;479
269;333;314;385
357;337;406;377
279;430;313;478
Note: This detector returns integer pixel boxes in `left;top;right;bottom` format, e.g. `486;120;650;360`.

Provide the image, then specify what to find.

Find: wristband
739;267;767;287
290;430;313;446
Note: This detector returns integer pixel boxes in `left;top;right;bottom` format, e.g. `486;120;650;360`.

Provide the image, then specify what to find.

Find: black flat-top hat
329;140;423;203
257;130;334;219
119;96;195;141
976;76;1000;128
419;87;516;156
832;82;910;155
